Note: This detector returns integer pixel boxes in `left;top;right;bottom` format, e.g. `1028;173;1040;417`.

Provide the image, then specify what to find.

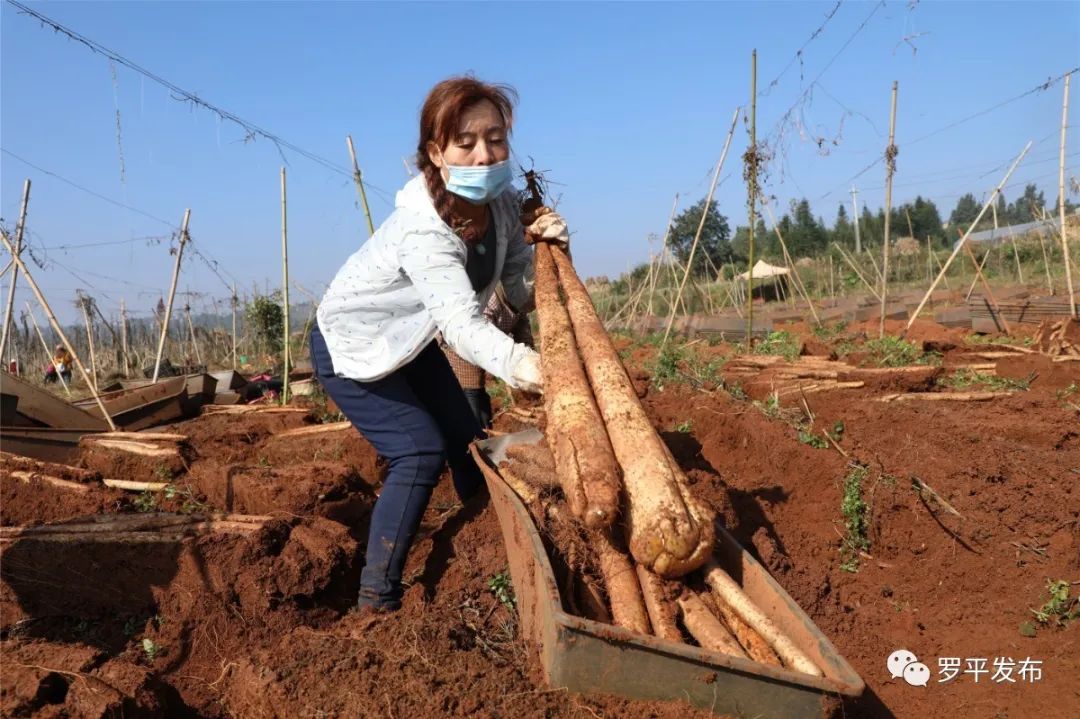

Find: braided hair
414;76;517;244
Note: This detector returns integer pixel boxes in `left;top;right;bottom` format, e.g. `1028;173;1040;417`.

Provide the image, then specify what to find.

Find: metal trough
471;429;864;718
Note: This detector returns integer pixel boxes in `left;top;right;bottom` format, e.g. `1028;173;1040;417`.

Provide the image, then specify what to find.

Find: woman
43;344;73;385
312;77;569;612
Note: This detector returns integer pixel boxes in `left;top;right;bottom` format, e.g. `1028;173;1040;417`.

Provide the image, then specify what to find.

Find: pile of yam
503;234;823;677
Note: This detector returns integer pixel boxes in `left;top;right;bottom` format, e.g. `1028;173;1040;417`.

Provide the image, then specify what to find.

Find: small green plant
257;455;272;468
724;381;748;401
141;637;160;663
1030;579;1080;628
133;490;159;513
813;321;848;340
487;569;516;611
1056;382;1079;410
309;385;346;424
752;331;801;362
827;420;845;442
755;391;783;419
152;464;174;482
839;464;870;572
797;429;828;449
164;483;207;514
674;420;693;434
862;336;939;368
650;343;686;390
939;369;1031;392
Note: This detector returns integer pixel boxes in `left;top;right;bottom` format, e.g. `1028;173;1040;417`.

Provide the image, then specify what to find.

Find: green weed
164;483;207;514
840;464;870;572
797;429;828;449
650;343;686;390
487;569;516;612
133;490;158;513
674;420;693;434
1030;579;1080;628
939;369;1031;392
751;331;801;362
862;336;940;368
813;321;848;341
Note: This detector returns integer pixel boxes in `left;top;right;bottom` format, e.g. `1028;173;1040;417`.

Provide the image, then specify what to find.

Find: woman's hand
510;352;543;394
521;206;569;249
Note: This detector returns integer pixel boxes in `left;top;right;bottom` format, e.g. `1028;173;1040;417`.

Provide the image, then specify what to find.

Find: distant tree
668;198;732;276
1007;184;1047;224
1051;193;1079;215
731;218;767;264
893;196;945;245
784;199;828;257
949;193;981;229
245;293;284;355
833;203;855;249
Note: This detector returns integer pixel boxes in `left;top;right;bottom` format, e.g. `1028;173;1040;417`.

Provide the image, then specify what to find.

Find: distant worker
43;344;72;385
311;76;568;614
441;285;534;429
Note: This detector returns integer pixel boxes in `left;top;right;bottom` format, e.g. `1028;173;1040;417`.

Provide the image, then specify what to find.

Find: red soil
2;326;1077;718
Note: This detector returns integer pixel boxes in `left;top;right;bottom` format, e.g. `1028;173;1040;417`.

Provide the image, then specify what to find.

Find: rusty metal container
472;429;864;718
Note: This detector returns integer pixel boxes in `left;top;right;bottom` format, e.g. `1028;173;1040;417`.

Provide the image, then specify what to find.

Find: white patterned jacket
316;175;537;386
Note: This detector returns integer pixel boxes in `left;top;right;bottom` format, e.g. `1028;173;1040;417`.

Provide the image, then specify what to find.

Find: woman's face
427;99;510;182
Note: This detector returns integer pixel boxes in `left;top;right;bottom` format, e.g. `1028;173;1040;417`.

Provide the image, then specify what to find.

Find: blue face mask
445;160;513;204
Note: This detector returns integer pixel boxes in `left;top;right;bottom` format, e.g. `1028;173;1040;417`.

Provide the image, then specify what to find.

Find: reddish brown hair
415;76;518;243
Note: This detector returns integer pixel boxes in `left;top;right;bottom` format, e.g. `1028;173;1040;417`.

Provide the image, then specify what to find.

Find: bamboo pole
746;50;758;344
662;108;739;347
25;301;70;397
184;300;202;364
832;242;881;300
78;295;98;391
120;298;129;378
346;135;376;237
0;179;31;359
649;194;680;316
762;202;821;325
906;141;1031;332
963;243;993;301
1059;73;1075;317
281;167;291;403
152;210;191;383
231;283;238;370
879;81;898;337
1;230;115;430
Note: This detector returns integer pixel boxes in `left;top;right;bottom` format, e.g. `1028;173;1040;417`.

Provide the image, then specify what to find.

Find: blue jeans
309;326;485;610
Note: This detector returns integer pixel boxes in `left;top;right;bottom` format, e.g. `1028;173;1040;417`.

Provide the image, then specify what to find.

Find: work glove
510;351;543;394
521;206;569;249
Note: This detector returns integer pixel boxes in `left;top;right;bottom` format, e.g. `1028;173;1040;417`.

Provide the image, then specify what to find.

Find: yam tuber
551;247;714;578
677;593;747;658
636;565;682;641
594;527;652;634
703;561;823;676
533;243;621;528
705;591;782;666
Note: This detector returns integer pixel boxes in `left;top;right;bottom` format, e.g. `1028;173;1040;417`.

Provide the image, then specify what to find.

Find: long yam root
636;565;682;641
703;590;782;666
677;593;747;658
704;561;823;676
551;247;714;577
595;527;651;634
534;243;621;528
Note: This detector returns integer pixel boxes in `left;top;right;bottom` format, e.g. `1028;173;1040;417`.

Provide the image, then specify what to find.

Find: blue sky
2;0;1078;325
